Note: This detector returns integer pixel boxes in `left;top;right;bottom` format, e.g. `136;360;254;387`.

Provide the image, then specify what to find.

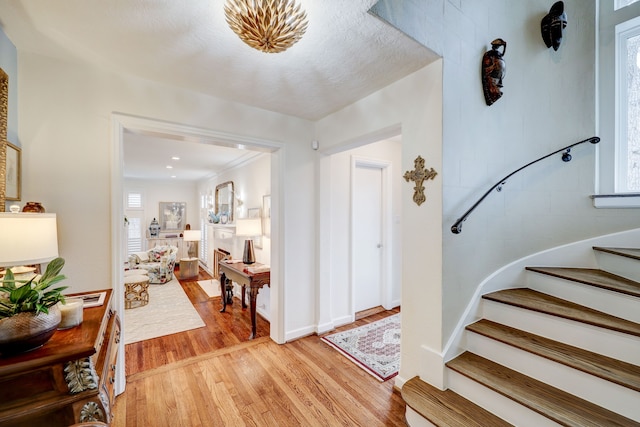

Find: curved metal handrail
451;136;600;234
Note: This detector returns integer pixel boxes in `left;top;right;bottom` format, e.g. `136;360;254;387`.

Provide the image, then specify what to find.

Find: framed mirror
215;181;234;223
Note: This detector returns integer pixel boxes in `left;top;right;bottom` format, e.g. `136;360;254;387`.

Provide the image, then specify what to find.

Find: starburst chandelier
224;0;309;53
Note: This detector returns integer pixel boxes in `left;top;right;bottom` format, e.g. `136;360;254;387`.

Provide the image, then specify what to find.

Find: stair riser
467;332;640;421
482;300;640;365
595;251;640;283
405;407;437;427
446;370;560;427
526;274;640;323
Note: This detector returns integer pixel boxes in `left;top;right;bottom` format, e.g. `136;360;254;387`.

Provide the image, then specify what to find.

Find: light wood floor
113;267;406;426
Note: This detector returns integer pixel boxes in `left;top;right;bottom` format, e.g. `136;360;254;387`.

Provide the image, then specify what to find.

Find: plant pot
0;305;61;356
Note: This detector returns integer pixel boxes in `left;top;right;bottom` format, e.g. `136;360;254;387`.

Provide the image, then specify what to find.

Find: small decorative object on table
149;217;160;237
481;38;507;106
22;201;45;213
58;297;83;329
0;257;67;355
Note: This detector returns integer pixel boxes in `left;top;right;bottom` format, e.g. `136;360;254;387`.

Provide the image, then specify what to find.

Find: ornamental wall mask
541;1;568;51
481;38;507;106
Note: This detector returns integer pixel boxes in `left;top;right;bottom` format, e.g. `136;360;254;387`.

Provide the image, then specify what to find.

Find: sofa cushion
148;247;169;262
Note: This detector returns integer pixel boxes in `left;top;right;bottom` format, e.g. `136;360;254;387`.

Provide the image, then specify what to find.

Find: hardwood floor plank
114;268;405;426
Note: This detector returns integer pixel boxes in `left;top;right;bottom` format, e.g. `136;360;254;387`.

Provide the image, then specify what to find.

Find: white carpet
124;279;206;344
197;279;220;298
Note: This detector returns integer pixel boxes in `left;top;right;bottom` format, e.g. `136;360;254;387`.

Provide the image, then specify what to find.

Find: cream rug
124;279;206;344
197;279;220;298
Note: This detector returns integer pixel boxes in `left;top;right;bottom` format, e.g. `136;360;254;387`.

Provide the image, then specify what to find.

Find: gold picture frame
4;141;20;201
0;68;8;210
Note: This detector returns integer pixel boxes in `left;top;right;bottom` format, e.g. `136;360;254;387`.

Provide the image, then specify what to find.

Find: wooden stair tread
467;319;640;392
483;288;640;337
525;266;640;298
401;376;513;427
593;246;640;261
446;352;640;427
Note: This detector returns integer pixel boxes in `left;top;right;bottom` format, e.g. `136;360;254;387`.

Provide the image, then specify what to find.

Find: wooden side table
218;261;270;340
179;257;199;279
124;274;150;309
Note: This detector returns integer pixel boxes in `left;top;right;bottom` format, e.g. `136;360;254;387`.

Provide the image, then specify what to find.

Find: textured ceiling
0;0;437;179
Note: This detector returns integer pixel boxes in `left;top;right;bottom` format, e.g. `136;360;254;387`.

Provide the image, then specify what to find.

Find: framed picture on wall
159;202;186;230
5;141;21;201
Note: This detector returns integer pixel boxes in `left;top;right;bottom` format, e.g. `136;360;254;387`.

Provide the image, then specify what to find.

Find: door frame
110;113;286;394
350;156;393;315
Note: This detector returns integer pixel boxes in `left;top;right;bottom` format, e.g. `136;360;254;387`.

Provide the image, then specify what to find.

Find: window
616;16;640;192
125;190;145;255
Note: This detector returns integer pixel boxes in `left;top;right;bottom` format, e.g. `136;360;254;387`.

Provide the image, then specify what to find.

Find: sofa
128;245;178;284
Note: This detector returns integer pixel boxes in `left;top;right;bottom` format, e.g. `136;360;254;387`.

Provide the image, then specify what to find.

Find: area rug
124;279;206;344
321;313;401;381
197;279;220;298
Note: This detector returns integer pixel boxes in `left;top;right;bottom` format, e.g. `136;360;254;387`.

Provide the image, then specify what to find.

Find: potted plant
0;257;68;355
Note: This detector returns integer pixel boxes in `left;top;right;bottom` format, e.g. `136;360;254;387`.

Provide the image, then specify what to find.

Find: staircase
402;247;640;426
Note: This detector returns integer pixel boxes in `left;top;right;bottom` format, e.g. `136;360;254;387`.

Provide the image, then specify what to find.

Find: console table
218;261;270;340
0;289;119;426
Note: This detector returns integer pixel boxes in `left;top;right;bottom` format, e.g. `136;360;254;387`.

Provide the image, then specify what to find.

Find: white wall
125;178;200;241
441;0;639;349
316;62;444;385
328;138;402;324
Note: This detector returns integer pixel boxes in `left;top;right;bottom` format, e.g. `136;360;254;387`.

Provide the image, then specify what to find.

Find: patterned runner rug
321;313;401;381
124;279;205;344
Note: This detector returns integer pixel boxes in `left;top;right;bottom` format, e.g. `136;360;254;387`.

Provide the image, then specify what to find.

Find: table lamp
183;229;201;258
0;213;59;271
235;218;262;264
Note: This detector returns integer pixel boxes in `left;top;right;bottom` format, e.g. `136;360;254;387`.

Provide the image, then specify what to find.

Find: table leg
241;285;247;309
219;272;227;313
248;286;260;340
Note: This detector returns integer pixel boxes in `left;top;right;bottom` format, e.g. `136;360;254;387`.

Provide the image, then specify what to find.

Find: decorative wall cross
403;156;437;206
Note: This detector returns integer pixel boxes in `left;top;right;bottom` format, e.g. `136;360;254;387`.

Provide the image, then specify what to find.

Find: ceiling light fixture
224;0;309;53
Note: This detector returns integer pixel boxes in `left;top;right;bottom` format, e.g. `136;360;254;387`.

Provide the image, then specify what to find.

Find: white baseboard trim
316;321;335;335
285;325;317;342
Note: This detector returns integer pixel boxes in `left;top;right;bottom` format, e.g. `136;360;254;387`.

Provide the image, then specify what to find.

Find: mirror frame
0;68;8;211
215;181;234;223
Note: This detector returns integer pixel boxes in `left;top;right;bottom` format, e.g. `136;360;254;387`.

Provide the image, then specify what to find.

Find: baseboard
285;325;317;342
316;321;335;335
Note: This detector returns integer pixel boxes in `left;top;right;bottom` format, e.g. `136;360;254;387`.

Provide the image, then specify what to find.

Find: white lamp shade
183;229;201;242
0;213;59;267
235;218;262;237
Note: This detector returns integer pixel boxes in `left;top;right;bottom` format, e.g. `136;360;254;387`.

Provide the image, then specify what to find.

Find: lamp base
243;239;255;264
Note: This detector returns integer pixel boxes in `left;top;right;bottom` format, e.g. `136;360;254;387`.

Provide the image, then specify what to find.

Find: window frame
594;1;640;208
615;15;640;193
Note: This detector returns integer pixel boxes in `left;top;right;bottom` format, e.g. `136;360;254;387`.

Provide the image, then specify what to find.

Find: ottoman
124;274;150;309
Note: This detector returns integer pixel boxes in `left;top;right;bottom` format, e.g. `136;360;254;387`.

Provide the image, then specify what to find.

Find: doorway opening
318;130;402;330
110;113;285;392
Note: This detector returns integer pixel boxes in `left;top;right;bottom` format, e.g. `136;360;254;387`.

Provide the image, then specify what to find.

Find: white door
353;164;383;312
